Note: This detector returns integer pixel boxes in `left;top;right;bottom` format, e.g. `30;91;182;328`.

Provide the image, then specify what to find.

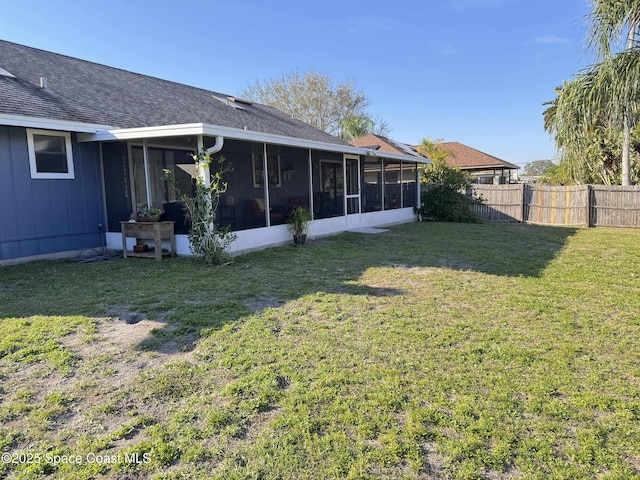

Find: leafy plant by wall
417;159;482;223
164;150;236;264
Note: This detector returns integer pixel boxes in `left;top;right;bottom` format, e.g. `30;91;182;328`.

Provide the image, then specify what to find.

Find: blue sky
2;0;594;167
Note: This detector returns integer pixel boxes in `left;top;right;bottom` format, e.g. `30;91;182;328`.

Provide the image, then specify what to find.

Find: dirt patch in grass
436;257;477;271
101;304;199;354
57;315;195;435
420;441;446;479
243;295;284;312
65;308;197;373
0;313;203;466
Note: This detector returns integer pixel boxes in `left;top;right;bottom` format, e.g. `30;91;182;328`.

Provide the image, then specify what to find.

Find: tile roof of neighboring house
438;142;519;170
0;40;347;146
350;134;425;159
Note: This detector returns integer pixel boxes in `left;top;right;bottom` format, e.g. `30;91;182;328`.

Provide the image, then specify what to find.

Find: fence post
519;183;525;222
585;185;592;228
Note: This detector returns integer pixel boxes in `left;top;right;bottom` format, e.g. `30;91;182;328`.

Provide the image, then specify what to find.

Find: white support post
357;157;362;213
416;165;421;208
400;161;404;208
342;155;348;217
308;149;314;219
142;139;152;207
381;159;385;211
263;143;270;226
196;135;214;230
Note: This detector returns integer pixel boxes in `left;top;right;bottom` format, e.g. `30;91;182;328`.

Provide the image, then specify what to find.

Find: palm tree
549;1;640;185
590;0;640;186
339;114;391;142
544;78;638;185
416;137;451;164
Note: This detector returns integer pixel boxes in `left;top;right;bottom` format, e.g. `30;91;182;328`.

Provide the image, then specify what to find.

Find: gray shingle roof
0;40;348;146
439;142;519;170
350;134;425;159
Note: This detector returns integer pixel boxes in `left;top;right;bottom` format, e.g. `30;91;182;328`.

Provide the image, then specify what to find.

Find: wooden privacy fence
469;184;640;228
468;184;526;223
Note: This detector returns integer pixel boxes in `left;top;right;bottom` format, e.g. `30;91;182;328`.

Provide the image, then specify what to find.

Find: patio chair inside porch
251;198;286;226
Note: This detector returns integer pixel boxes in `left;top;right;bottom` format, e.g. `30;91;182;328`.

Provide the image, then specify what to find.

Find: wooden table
120;221;176;260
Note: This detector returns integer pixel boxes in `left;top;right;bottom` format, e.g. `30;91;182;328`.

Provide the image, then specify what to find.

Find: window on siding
27;129;75;179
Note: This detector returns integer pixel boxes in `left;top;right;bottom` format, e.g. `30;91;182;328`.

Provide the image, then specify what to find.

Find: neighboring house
518;175;540;184
0;40;426;263
434;142;518;184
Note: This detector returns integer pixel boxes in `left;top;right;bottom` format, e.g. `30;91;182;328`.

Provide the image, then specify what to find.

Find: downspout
206;136;224;156
196;135;224;187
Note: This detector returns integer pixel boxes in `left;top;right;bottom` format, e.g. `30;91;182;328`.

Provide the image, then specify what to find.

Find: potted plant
137;206;163;222
133;238;149;253
287;206;312;245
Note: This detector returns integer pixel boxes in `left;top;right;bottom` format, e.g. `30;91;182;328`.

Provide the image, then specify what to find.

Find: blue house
0;40;427;263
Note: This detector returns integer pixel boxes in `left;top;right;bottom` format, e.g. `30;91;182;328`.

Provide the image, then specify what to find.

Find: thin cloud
532;35;571;45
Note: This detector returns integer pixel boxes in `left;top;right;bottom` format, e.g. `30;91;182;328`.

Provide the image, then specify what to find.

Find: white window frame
26;129;75;179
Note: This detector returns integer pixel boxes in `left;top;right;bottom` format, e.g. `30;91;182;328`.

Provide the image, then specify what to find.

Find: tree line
241;69;390;142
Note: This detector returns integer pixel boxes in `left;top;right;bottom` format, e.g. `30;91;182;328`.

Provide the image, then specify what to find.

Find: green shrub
417;159;482;223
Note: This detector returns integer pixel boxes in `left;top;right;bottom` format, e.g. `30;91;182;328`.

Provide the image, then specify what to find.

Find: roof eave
459;164;519;170
0;113;116;133
364;150;430;164
77;122;429;163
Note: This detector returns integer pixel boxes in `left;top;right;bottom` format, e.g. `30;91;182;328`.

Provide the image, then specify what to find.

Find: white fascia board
78;122;365;155
200;124;366;155
77;123;206;142
364;150;430;164
0;113;116;133
208;123;430;162
76;121;428;163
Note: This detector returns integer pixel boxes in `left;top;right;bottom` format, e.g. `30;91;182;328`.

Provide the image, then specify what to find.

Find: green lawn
1;222;640;479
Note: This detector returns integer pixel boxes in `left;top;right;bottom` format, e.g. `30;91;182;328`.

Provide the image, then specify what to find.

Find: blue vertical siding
0;127;21;258
102;142;133;233
0;126;106;260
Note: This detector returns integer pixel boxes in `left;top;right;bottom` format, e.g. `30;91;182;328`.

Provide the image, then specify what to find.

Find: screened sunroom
85;124;426;255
